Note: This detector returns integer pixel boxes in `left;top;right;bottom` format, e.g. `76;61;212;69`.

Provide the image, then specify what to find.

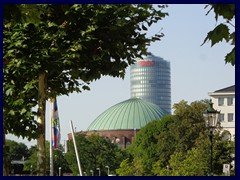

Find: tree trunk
3;129;9;176
37;72;47;176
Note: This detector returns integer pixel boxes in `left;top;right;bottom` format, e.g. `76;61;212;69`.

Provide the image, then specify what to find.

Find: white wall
209;92;235;139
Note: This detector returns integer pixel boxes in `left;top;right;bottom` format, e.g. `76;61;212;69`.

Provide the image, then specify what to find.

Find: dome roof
87;98;166;131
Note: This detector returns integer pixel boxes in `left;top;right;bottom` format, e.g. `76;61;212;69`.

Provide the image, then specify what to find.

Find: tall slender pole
209;128;213;176
70;120;83;176
90;170;93;176
96;168;100;176
50;99;54;176
105;166;109;176
59;167;61;176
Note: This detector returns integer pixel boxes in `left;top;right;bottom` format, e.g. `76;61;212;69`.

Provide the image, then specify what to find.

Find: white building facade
208;85;235;140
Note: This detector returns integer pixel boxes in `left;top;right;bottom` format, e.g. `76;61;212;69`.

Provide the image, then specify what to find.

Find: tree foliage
126;115;177;175
202;4;235;65
3;4;46;24
117;100;234;176
6;140;29;174
6;140;29;161
23;141;70;175
65;133;127;176
121;100;207;175
116;158;134;176
168;147;208;176
3;4;168;140
165;131;234;176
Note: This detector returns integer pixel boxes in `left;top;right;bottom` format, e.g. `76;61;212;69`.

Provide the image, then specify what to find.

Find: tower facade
130;53;171;114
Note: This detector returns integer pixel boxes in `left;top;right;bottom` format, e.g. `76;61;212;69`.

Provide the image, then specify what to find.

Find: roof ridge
214;85;235;93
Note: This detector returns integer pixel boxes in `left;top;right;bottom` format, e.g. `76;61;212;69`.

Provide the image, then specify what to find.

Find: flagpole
50;99;54;176
70;120;83;176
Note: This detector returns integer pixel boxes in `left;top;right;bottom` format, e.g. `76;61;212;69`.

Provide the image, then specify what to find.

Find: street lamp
30;165;33;176
90;170;93;176
105;166;110;176
166;165;169;176
96;167;101;176
203;99;220;176
58;167;61;176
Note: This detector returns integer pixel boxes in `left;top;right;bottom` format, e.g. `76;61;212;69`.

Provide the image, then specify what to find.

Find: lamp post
166;165;169;176
105;166;110;176
30;165;33;176
96;167;101;176
90;170;93;176
58;167;61;176
203;99;220;176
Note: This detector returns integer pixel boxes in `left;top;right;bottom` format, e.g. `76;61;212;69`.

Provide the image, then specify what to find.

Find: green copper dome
87;98;166;131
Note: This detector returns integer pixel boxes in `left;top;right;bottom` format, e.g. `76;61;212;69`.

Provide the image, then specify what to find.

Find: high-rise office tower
130;53;171;114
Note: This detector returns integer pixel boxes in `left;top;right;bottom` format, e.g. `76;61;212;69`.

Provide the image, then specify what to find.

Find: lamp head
204;99;220;128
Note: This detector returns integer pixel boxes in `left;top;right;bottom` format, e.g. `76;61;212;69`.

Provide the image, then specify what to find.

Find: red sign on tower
138;60;155;66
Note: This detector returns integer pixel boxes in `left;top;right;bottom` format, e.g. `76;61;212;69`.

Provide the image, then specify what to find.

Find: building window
219;113;224;122
218;97;224;106
228;113;234;122
227;97;234;106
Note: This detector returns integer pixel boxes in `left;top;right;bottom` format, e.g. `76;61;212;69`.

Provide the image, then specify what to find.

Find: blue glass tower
130;53;171;114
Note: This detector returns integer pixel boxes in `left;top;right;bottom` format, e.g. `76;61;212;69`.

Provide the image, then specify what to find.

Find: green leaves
205;4;235;21
4;4;168;140
23;142;70;175
5;88;13;96
65;134;125;176
118;100;233;176
203;4;235;66
202;23;230;47
225;47;235;66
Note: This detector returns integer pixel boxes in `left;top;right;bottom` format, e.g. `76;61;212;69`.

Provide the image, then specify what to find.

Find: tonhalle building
68;98;166;148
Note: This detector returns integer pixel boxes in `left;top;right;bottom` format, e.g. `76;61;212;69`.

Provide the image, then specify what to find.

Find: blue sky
6;4;235;147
